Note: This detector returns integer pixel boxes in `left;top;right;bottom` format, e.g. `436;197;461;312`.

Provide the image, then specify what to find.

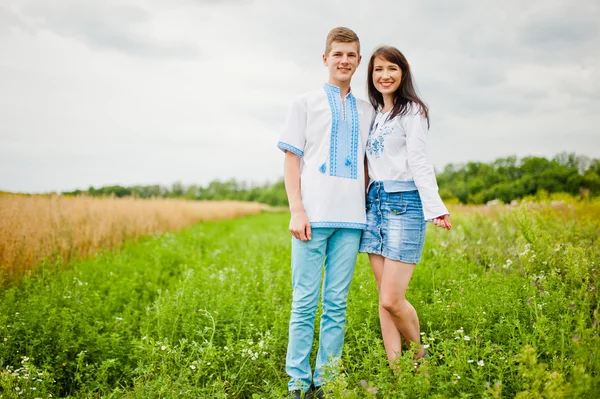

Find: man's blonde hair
325;27;360;55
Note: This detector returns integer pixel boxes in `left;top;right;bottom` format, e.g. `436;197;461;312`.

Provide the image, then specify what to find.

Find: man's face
323;41;361;86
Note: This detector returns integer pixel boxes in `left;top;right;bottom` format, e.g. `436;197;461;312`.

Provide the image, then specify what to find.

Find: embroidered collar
324;83;354;98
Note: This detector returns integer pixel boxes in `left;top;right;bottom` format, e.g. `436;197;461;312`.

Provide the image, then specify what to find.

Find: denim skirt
359;181;427;264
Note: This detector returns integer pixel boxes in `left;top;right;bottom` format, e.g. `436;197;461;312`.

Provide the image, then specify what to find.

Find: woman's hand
289;211;312;241
432;214;451;230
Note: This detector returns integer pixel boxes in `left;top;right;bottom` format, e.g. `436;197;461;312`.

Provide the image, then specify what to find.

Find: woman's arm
405;111;450;228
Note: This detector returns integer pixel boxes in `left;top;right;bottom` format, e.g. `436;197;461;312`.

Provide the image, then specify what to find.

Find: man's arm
284;151;311;241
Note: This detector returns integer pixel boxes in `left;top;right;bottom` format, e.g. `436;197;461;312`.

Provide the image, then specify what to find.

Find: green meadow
1;201;599;398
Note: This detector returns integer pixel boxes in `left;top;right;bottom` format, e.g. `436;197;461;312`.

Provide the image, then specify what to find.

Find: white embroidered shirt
278;83;374;229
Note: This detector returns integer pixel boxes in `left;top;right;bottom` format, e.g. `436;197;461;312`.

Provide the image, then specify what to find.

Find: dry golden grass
0;194;268;280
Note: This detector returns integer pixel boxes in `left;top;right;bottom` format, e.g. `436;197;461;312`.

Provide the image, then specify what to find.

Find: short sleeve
277;96;306;157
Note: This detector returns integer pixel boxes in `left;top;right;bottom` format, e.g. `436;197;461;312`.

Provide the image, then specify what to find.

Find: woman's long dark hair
367;46;430;128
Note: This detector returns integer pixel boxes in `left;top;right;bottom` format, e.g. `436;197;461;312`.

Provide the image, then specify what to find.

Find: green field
1;203;599;398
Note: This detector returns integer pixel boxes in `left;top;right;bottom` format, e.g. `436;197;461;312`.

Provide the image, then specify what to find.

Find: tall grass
0;194;267;282
0;199;598;397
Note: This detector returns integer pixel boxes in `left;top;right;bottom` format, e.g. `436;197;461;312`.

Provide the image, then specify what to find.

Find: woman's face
372;56;402;96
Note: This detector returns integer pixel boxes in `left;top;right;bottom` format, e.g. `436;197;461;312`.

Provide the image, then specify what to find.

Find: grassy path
1;205;599;398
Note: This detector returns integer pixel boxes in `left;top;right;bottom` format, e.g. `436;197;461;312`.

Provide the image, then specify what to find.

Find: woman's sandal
413;347;428;369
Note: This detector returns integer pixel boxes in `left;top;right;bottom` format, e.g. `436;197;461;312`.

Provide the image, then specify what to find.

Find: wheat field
0;194;268;281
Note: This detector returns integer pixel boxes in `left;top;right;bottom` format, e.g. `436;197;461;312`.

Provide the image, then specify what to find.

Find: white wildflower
464;336;471;341
478;360;484;367
160;346;166;351
467;359;474;363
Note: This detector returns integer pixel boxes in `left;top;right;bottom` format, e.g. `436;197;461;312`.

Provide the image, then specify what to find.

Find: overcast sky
1;0;599;193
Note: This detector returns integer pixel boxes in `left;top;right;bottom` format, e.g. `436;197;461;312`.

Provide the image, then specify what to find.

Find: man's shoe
288;389;303;399
312;385;325;399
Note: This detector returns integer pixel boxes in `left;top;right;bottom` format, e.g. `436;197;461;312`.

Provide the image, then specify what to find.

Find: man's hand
432;214;452;230
289;212;312;241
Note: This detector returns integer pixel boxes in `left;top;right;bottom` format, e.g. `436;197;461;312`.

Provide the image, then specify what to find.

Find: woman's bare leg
368;254;402;364
379;258;424;361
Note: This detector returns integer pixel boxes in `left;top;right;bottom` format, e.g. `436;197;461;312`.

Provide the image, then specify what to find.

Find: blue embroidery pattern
366;129;393;158
323;84;359;179
367;115;394;158
311;221;367;229
277;141;304;157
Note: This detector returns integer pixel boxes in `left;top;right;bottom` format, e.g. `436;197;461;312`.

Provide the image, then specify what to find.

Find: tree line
437;153;600;204
63;180;288;207
62;153;600;206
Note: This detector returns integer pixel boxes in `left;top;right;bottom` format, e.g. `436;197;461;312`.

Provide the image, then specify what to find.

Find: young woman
359;46;451;368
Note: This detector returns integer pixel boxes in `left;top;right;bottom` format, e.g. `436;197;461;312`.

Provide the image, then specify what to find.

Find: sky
1;0;599;193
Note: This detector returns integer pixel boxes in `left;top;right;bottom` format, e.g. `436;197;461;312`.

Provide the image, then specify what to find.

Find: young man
277;27;374;398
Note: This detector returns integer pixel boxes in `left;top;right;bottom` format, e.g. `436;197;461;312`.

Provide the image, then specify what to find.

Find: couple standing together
277;27;452;398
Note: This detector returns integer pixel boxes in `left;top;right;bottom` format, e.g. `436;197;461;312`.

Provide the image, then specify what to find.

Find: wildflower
478;360;484;367
160;346;166;351
420;332;425;336
464;336;471;341
482;311;486;315
423;344;430;349
190;365;196;370
467;359;474;363
455;328;464;334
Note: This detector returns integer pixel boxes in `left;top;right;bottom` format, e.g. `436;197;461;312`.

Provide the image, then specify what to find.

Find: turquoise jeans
286;228;361;391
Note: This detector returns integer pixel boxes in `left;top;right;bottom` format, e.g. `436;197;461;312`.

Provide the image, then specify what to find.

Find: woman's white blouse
366;106;448;221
